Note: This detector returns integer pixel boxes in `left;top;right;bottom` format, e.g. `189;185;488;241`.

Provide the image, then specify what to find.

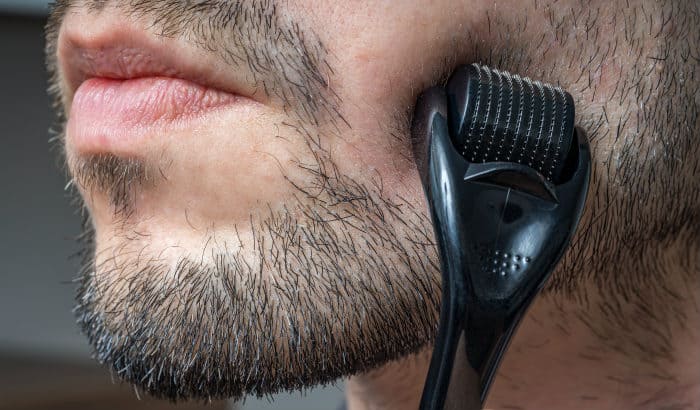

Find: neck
345;350;431;410
344;255;699;410
485;288;700;410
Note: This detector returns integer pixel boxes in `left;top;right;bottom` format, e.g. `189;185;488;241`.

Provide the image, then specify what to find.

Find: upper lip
56;13;263;111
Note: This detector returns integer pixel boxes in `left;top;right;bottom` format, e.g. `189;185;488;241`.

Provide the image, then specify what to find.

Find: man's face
46;0;698;402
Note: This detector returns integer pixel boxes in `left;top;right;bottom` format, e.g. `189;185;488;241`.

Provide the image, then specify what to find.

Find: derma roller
412;64;591;410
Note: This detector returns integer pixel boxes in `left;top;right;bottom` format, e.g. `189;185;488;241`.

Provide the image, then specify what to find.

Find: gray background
0;0;50;16
0;2;344;409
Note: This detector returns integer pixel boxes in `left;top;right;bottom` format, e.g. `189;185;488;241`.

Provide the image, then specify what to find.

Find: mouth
58;17;264;156
67;76;250;155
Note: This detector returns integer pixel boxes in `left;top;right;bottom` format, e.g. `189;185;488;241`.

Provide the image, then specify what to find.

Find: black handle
412;65;591;410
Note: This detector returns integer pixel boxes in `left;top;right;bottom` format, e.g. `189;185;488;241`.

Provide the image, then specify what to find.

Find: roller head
446;64;575;183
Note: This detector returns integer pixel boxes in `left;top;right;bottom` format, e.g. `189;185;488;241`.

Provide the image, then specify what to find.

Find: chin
73;170;441;400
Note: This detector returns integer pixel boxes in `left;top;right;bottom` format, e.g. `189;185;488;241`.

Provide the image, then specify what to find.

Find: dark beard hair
48;0;442;400
46;0;700;403
70;151;441;401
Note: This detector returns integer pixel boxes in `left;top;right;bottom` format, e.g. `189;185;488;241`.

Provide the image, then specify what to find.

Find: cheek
294;4;477;208
329;123;426;212
279;1;488;215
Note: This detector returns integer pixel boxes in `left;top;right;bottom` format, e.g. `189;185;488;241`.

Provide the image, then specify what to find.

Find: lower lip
67;77;241;154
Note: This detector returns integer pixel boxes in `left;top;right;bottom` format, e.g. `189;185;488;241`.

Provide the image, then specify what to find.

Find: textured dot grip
446;64;575;183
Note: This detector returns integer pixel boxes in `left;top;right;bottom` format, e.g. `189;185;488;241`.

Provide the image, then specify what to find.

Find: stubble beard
49;0;443;400
69;141;442;401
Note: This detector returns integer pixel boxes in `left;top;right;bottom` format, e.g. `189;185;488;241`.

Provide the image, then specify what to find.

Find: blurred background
0;1;344;408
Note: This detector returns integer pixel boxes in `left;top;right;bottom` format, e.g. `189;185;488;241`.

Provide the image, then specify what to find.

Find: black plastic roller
446;64;575;184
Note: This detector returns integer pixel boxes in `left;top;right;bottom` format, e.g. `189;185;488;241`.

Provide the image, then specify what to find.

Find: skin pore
46;1;699;409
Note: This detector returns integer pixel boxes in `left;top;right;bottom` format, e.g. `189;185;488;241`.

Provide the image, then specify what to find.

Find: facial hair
45;0;699;402
47;0;442;401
